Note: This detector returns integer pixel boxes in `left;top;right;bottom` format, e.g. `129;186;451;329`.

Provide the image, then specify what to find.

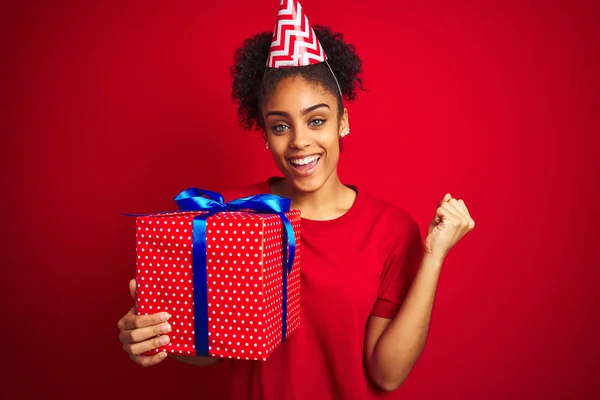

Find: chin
284;165;336;194
288;175;324;193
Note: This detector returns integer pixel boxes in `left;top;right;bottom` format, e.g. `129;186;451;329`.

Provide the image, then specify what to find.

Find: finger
130;351;168;367
124;334;171;356
128;279;138;315
456;199;470;216
119;321;172;345
439;203;467;228
117;307;136;332
438;193;452;207
439;202;461;218
447;199;469;220
119;311;171;331
456;199;475;228
435;193;453;224
129;279;137;300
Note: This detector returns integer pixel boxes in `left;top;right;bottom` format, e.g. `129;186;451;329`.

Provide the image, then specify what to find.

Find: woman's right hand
117;279;172;367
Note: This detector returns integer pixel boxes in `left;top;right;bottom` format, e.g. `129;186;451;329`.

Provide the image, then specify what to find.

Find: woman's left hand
424;193;475;262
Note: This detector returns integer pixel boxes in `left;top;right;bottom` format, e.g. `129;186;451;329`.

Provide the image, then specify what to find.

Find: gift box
133;189;301;361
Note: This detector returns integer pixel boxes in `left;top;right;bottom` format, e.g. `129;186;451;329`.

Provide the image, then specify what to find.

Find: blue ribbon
173;189;296;356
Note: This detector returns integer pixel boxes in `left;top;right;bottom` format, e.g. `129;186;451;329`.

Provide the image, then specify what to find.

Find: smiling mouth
288;154;321;172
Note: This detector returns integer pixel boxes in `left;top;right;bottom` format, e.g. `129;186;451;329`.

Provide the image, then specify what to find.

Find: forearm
170;355;222;366
369;254;443;390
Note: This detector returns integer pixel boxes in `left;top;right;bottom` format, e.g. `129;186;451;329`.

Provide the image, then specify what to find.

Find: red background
2;0;599;398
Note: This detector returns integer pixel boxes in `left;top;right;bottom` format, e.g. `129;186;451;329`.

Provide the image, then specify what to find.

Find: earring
265;142;269;149
340;128;350;138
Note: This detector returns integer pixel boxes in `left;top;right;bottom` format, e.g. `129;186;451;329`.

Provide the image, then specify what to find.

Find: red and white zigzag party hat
266;0;327;68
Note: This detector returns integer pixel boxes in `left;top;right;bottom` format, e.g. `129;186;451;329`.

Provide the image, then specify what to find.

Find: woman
118;2;475;398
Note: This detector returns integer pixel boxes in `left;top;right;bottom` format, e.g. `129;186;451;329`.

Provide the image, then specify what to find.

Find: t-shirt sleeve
371;219;424;319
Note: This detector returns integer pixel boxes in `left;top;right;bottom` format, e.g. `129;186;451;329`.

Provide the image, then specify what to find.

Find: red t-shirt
222;178;423;400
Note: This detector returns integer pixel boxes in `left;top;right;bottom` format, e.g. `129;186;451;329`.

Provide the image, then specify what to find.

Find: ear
339;108;349;138
262;131;269;149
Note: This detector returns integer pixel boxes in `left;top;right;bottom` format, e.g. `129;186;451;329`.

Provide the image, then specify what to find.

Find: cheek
268;140;290;166
326;129;341;150
329;144;340;163
270;139;288;155
323;136;341;162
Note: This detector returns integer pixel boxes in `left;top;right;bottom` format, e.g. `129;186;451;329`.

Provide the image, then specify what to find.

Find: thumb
129;279;137;300
431;193;451;227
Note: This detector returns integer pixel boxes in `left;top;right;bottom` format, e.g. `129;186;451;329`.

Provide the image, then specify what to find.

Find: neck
274;171;355;220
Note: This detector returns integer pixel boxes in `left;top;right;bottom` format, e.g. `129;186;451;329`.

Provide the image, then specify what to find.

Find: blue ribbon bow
173;188;296;356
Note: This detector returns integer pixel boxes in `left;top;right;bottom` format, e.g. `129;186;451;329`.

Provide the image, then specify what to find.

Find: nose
289;125;312;149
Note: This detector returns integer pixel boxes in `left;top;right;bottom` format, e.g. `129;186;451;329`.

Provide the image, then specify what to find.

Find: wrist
422;252;444;269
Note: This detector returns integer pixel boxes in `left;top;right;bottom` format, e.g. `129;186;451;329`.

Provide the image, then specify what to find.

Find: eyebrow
266;103;330;118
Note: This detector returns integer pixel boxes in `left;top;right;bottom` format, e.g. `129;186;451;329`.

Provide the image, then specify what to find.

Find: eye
309;119;326;127
271;124;290;133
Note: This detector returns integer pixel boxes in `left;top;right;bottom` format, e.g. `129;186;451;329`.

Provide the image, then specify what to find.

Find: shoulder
358;191;423;263
359;190;420;235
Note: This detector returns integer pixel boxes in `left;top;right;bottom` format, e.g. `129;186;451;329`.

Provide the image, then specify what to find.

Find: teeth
290;155;320;166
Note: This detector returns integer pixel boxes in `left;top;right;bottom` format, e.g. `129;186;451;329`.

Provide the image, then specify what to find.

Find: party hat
266;0;327;68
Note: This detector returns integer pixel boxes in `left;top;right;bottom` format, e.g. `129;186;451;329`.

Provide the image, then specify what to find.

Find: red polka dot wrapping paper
135;210;301;361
